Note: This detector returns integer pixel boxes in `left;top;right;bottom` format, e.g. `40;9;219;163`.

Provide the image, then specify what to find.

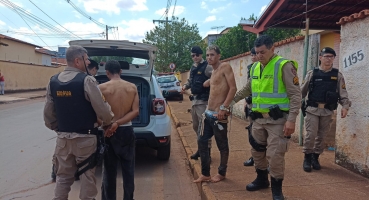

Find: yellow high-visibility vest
251;55;298;113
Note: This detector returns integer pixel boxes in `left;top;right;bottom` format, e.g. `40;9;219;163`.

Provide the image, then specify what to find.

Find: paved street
0;98;200;200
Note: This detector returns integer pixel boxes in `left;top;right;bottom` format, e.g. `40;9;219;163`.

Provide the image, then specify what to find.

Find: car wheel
157;140;171;160
179;94;183;101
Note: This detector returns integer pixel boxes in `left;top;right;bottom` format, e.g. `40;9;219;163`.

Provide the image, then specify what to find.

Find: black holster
74;131;108;178
247;123;266;152
250;105;285;120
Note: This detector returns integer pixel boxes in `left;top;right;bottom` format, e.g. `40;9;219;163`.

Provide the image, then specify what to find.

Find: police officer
231;35;301;200
182;46;212;160
301;47;351;172
44;45;114;200
244;47;258;167
87;59;99;76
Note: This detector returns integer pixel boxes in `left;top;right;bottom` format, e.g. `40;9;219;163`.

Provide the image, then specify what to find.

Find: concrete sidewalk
168;95;369;200
0;90;46;104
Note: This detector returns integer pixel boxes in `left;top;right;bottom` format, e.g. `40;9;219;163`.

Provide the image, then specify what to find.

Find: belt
251;111;288;120
76;128;98;135
307;101;326;108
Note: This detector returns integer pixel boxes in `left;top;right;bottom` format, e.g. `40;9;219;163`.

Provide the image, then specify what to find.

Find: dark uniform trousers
102;126;135;200
197;114;229;177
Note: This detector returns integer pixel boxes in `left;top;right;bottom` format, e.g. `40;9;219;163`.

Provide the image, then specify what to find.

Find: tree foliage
143;17;204;72
213;14;301;60
90;56;133;64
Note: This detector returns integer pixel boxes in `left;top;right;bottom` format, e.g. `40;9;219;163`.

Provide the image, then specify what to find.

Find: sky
0;0;271;51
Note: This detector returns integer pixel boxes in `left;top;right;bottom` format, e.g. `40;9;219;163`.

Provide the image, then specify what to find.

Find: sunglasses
322;55;335;59
191;54;200;58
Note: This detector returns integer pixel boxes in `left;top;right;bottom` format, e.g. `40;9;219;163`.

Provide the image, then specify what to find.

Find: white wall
336;16;369;178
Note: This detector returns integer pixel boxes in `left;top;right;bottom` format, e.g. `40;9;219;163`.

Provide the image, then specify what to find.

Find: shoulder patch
293;76;299;85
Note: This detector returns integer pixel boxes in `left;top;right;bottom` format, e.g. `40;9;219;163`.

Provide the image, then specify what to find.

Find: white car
69;40;172;160
157;75;183;100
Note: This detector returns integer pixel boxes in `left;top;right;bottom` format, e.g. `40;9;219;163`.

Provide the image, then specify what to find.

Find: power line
29;0;82;39
172;0;177;17
64;0;117;39
1;30;104;38
310;0;367;21
4;0;53;50
265;0;337;29
0;11;19;27
64;0;105;27
0;0;77;39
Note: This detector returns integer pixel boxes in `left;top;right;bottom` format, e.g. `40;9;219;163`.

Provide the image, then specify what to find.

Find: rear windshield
89;56;148;67
157;76;176;83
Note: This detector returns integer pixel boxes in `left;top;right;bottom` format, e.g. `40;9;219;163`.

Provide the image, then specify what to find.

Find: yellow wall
0;39;44;65
0;61;65;91
320;32;336;50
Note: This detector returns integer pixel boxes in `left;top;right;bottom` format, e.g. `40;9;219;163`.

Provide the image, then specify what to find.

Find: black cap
321;47;336;56
88;59;99;70
250;47;256;55
191;46;203;54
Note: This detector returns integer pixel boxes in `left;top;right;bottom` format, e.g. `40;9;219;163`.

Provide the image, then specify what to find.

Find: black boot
243;157;254;166
311;153;321;170
271;177;284;200
190;150;200;160
303;153;312;172
246;169;270;191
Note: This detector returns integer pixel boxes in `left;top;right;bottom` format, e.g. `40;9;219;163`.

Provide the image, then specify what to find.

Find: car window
157;76;176;83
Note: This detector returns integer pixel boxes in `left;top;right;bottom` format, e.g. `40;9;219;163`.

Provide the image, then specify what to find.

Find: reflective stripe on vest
251;56;298;113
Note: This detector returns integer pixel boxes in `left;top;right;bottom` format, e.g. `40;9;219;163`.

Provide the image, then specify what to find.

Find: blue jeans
198;112;229;177
102;126;135;200
0;81;4;94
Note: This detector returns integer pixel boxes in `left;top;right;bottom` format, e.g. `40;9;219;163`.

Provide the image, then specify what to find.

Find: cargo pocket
76;137;96;157
276;137;290;153
55;138;68;156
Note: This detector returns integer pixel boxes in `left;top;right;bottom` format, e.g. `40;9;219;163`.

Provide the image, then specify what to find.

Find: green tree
213;15;301;60
143;17;203;72
90;56;133;64
213;25;257;60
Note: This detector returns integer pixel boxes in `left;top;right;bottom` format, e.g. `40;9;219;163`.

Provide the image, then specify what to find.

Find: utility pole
105;25;118;40
153;17;172;71
106;25;108;40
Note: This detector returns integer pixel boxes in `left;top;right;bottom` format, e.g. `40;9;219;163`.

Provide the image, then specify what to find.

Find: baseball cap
191;46;203;54
320;47;336;56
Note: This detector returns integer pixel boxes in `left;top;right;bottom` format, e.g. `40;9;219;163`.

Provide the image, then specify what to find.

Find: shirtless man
193;45;237;183
99;60;139;200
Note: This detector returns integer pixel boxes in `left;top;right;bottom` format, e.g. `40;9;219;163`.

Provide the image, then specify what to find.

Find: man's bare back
99;79;138;121
99;79;139;136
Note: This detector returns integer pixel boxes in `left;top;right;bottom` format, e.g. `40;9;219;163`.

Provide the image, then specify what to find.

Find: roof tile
337;9;369;25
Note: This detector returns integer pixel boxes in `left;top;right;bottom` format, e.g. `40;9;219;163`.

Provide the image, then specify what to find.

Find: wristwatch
220;105;230;112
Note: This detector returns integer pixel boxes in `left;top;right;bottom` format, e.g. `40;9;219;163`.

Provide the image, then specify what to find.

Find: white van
69;40;172;160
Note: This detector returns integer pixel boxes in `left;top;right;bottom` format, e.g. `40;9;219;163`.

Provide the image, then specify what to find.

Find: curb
168;104;217;200
0;95;45;104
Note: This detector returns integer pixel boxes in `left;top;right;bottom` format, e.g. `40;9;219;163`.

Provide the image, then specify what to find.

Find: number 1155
344;50;364;68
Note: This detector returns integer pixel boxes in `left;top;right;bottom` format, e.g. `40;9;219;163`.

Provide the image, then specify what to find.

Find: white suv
69;40;172;160
156;75;183;100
